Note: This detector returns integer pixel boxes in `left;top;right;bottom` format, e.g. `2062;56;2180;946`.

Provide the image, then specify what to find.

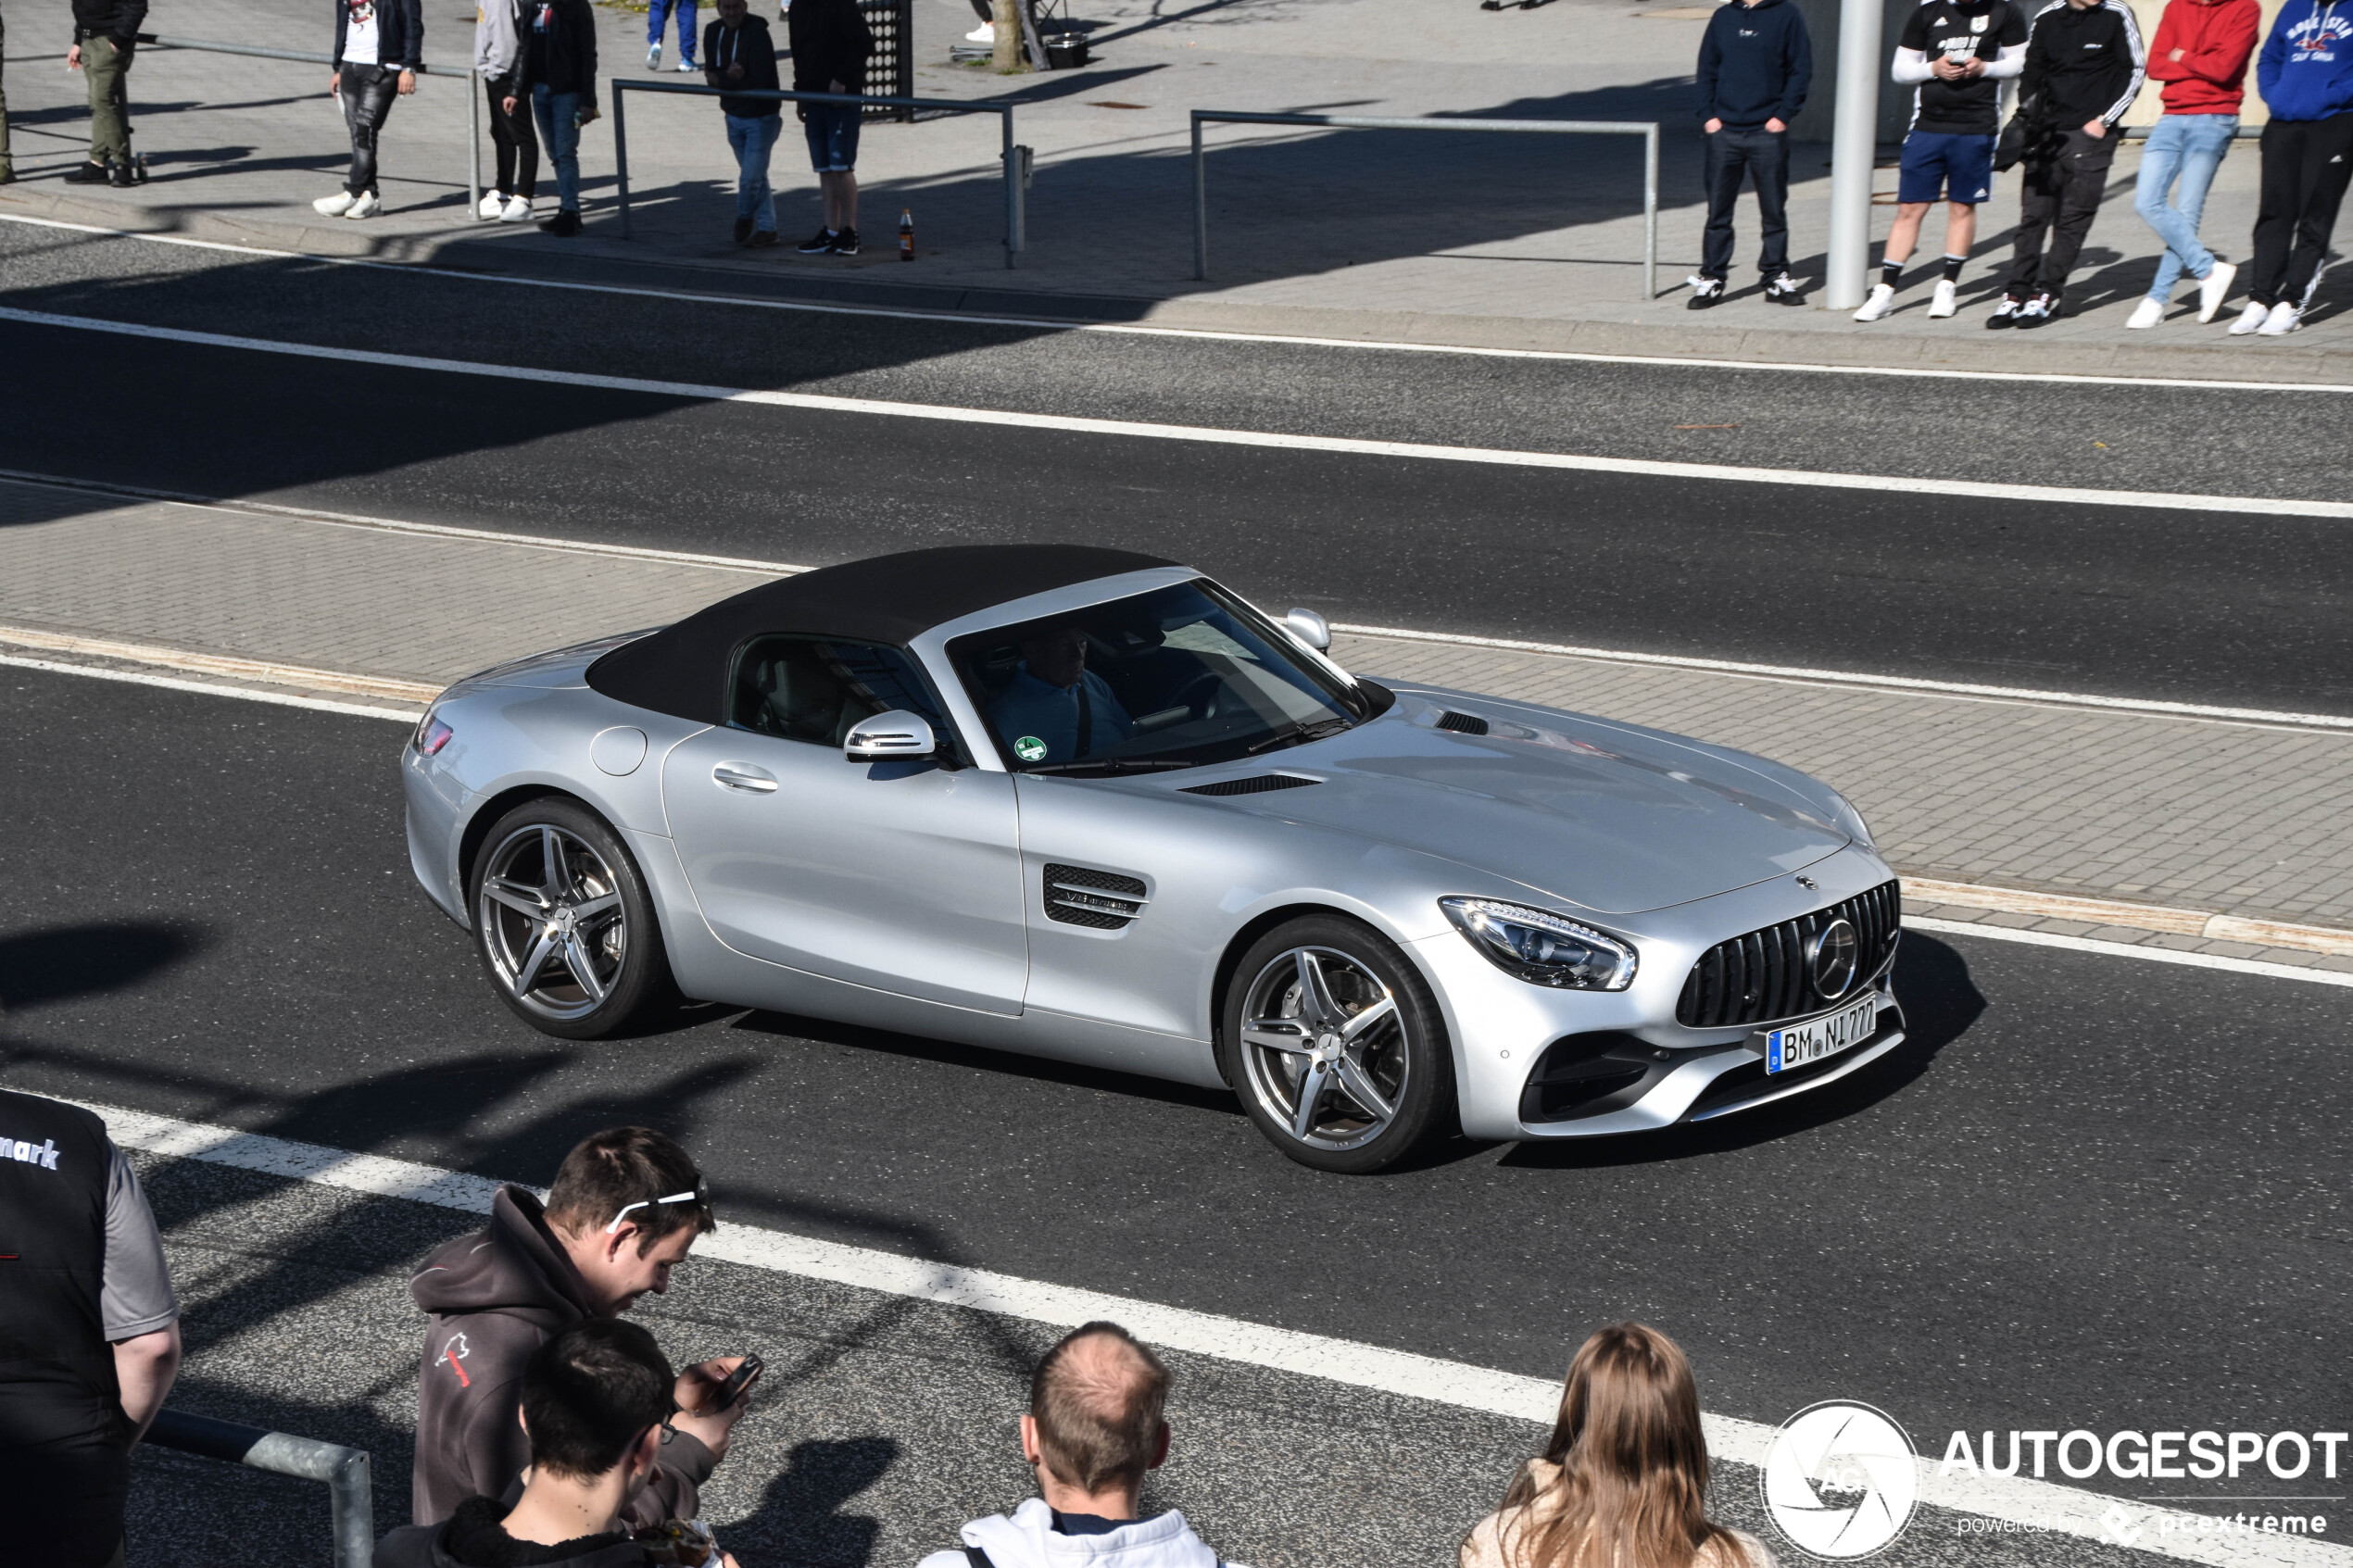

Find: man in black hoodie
1689;0;1813;308
409;1128;751;1531
65;0;148;186
1997;0;2147;326
787;0;874;254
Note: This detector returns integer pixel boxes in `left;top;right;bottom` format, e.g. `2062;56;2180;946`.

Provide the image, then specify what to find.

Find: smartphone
705;1353;764;1412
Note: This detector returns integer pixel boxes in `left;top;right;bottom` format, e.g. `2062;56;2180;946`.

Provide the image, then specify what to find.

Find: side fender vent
1043;863;1148;929
1180;773;1321;797
1435;710;1491;735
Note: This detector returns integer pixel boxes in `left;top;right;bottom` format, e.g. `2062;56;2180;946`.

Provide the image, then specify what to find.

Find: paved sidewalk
4;474;2348;960
1;0;2345;380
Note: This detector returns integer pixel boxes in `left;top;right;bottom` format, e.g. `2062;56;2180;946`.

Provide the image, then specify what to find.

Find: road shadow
734;1436;900;1566
0;921;205;1014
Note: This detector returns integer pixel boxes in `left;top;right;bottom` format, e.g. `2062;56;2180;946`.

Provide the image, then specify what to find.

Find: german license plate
1762;996;1879;1074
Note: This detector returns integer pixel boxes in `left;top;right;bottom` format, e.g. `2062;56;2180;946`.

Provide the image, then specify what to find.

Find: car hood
1213;694;1849;915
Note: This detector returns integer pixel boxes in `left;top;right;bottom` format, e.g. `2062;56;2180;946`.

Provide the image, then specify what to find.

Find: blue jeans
531;83;583;213
2135;113;2237;300
726;113;783;232
648;0;698;62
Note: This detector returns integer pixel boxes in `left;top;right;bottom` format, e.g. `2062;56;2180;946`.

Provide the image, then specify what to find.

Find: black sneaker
66;161;110;185
107;159;133;188
796;228;837;254
1685;273;1726;310
2013;292;2057;330
539;209;583;237
1985;295;2023;330
745;229;777;249
733;217;754;245
1762;271;1806;305
829;227;861;255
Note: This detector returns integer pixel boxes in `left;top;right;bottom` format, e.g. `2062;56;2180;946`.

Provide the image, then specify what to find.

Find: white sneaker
2226;300;2270;335
2197;260;2236;324
1852;283;1896;322
1928;279;1957;319
676;57;698;70
500;194;533;222
478;190;507;220
345;190;382;220
648;43;661;69
2125;296;2165;330
2256;300;2302;336
965;21;995;40
312;191;358;217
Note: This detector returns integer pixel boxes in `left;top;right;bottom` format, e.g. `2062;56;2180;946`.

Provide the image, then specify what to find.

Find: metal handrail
1189;110;1661;299
610;80;1030;267
146;1408;373;1568
132;32;485;221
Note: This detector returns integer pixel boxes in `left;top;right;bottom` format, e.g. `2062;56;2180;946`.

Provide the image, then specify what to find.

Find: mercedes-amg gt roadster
404;546;1905;1172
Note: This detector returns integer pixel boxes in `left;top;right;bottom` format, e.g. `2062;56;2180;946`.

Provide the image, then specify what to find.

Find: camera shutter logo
1761;1400;1919;1559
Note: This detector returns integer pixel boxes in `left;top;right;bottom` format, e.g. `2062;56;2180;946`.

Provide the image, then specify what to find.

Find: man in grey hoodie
919;1323;1245;1568
409;1127;751;1531
474;0;537;220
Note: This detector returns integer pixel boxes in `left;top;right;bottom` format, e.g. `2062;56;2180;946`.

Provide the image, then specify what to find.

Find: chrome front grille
1042;864;1148;930
1675;880;1902;1029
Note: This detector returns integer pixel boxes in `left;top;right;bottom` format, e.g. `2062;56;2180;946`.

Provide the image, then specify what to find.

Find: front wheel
1219;915;1455;1173
469;797;673;1039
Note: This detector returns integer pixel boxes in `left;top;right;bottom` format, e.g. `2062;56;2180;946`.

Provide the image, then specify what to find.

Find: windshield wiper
1246;716;1353;756
1021;758;1198;776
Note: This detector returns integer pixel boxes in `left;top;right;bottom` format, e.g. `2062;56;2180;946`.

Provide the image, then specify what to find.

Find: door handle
712;763;778;793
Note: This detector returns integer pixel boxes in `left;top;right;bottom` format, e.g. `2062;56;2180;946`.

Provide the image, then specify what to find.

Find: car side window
728;635;944;747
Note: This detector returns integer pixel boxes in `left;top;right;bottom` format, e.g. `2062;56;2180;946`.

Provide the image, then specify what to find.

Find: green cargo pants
82;34;135;166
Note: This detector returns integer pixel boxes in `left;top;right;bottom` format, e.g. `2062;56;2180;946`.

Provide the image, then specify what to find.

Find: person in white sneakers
2228;0;2353;337
474;0;537;221
916;1322;1246;1568
315;0;422;220
1855;0;2029;324
2126;0;2256;329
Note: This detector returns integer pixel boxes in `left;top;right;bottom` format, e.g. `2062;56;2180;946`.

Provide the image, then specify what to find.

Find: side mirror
845;710;937;762
1284;607;1331;652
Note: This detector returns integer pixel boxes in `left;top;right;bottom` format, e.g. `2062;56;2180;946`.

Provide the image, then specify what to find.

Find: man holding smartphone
409;1127;753;1530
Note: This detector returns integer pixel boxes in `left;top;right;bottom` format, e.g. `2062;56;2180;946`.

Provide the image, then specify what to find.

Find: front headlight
1441;897;1638;991
1829;790;1875;850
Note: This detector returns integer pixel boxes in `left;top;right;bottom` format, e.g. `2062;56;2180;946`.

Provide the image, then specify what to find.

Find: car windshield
950;581;1368;774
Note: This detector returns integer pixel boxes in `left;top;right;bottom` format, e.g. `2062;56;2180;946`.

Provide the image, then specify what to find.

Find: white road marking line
7;305;2353;521
0;652;422;720
0;625;441;704
1351;624;2353;732
7;211;2350;395
78;1097;2350;1567
1909;917;2353;987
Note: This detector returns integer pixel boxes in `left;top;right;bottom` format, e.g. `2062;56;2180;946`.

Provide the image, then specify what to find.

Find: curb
9;186;2351;384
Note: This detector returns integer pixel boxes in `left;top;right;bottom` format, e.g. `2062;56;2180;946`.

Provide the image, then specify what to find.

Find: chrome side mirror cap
1284;607;1331;652
845;710;937;762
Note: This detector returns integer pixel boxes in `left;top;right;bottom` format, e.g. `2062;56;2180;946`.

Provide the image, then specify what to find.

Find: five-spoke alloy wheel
471;798;671;1038
1221;915;1453;1173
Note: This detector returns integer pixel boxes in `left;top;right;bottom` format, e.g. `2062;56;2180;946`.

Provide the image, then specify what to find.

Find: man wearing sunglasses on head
409;1127;753;1531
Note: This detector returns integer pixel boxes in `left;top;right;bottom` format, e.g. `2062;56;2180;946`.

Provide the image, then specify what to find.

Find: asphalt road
3;225;2351;713
6;668;2347;1465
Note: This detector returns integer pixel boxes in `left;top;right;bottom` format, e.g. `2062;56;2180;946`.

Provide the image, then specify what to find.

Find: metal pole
1191;115;1208;282
614;83;632;239
1001;107;1017;267
1824;0;1885;309
468;69;483;220
1642;122;1658;301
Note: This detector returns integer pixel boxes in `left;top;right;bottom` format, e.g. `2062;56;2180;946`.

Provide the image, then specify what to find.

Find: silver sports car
404;546;1905;1173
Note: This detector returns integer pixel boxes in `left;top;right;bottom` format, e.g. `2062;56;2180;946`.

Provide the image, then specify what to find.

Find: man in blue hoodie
2231;0;2353;334
1689;0;1814;308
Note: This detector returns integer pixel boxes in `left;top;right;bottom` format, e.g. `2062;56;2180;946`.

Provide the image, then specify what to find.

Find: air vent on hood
1181;773;1320;797
1043;864;1148;929
1435;710;1491;735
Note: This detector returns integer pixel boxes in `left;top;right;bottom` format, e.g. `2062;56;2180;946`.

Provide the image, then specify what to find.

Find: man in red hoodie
2128;0;2259;327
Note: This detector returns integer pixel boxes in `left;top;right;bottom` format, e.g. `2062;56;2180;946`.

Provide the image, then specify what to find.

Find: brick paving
4;475;2348;941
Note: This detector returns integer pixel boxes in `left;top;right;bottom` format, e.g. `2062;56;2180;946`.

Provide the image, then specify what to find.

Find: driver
988;625;1132;765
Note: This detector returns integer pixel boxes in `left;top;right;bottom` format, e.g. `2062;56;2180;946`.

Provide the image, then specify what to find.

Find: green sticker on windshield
1014;735;1048;763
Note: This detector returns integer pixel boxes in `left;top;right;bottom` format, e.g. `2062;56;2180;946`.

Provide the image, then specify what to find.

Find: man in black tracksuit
2001;0;2147;325
1690;0;1814;307
66;0;148;185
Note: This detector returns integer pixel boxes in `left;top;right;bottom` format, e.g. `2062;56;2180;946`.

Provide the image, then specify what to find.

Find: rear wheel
469;798;672;1039
1219;916;1454;1173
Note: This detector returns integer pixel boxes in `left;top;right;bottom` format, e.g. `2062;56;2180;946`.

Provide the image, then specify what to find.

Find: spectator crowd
3;1093;1790;1568
1693;0;2353;334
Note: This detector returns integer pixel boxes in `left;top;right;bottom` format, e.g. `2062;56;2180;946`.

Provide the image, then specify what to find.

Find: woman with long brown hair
1463;1323;1774;1568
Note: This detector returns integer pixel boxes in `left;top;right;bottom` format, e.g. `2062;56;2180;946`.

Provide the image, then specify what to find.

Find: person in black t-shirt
1854;0;2028;323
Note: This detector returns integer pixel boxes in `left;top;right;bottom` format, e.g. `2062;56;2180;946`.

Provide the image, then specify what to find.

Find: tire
467;797;673;1039
1218;915;1455;1173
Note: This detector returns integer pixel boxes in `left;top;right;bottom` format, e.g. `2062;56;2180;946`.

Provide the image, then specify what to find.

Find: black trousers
484;72;538;198
2248;112;2353;308
338;63;400;195
0;1432;129;1567
1700;125;1790;279
2007;127;2118;300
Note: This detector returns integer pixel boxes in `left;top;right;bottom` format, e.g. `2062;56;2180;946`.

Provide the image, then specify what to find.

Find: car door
661;633;1027;1015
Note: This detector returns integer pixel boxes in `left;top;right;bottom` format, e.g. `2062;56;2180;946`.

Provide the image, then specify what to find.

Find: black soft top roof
585;543;1178;723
